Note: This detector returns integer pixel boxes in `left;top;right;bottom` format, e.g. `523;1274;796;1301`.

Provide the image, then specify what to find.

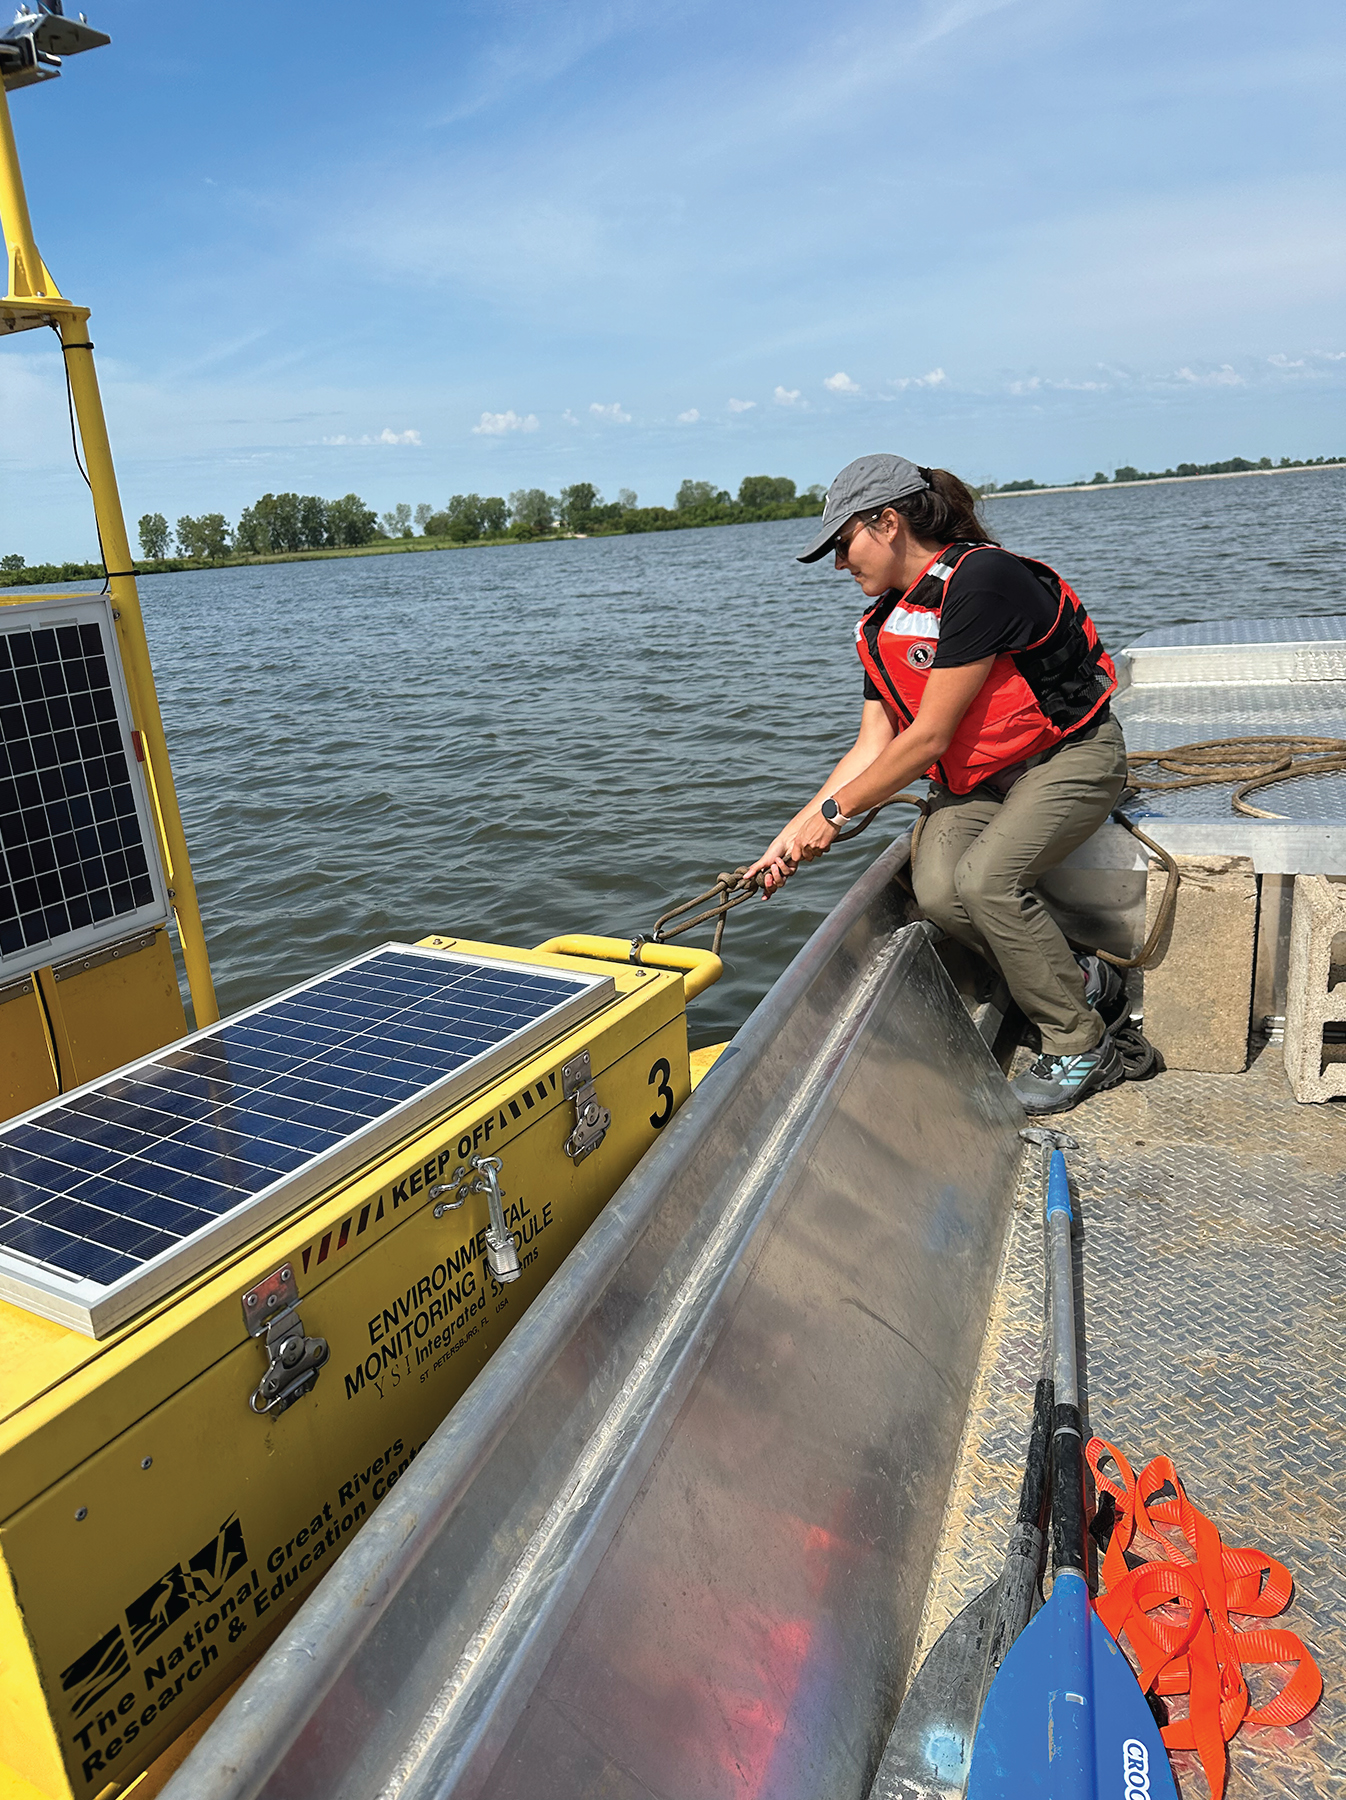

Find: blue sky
2;0;1343;559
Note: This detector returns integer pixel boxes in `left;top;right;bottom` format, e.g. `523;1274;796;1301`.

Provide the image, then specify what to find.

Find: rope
650;735;1346;970
1103;734;1346;966
648;792;929;956
1127;735;1346;819
1093;809;1181;971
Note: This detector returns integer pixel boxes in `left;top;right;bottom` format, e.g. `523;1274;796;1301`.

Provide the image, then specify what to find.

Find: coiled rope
1126;735;1346;819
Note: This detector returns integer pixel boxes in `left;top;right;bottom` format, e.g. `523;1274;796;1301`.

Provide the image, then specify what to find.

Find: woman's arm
752;658;994;887
743;700;898;892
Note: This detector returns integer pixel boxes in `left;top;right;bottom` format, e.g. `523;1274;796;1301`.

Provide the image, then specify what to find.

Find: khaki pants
912;716;1128;1054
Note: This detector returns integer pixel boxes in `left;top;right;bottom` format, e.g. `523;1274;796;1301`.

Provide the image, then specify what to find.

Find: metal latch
430;1154;521;1283
562;1050;611;1164
242;1263;329;1416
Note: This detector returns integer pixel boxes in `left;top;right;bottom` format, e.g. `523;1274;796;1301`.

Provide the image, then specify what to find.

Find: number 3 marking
648;1057;674;1129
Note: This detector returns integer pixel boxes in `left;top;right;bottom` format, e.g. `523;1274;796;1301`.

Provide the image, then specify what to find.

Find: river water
72;466;1346;1045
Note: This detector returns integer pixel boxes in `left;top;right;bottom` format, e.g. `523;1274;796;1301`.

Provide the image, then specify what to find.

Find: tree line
126;475;825;561
136;492;382;561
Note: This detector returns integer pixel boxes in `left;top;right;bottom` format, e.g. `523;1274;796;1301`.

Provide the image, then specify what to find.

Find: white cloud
892;368;948;390
562;408;580;424
676;407;700;423
1008;376;1041;395
1173;364;1243;386
727;396;756;412
472;409;540;434
1320;350;1346;362
824;371;860;394
590;400;632;422
1268;353;1305;368
322;426;422;445
773;385;802;405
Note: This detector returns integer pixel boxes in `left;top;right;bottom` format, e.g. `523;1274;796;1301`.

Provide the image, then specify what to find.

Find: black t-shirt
862;546;1059;699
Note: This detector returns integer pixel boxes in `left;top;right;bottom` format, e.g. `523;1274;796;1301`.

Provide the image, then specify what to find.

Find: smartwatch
820;796;849;827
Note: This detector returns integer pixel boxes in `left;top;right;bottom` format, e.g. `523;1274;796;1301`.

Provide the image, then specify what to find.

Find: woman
745;452;1129;1116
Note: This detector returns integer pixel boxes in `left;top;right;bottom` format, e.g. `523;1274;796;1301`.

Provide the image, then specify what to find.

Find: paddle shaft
1047;1160;1087;1581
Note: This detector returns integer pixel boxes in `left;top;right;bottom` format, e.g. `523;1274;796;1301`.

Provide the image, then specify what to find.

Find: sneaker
1075;953;1129;1029
1011;1035;1126;1115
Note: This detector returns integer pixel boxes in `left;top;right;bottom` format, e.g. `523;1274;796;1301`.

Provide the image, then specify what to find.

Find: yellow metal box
0;937;690;1799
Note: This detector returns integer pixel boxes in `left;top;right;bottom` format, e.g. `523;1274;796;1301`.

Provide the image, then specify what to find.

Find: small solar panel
0;943;614;1337
0;595;170;981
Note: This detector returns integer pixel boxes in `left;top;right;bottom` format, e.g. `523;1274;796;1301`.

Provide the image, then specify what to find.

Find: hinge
562;1050;611;1164
242;1262;329;1416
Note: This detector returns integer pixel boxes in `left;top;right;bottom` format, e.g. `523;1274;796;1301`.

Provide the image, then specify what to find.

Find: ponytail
891;467;997;545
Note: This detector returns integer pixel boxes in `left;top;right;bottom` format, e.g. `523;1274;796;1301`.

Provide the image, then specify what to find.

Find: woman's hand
791;810;840;863
743;812;839;895
741;833;800;896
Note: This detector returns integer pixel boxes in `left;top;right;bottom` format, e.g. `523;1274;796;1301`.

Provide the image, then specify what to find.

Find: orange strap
1086;1438;1322;1799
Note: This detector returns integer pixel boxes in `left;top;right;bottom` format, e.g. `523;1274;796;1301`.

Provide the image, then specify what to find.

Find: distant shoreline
5;457;1344;589
983;459;1346;500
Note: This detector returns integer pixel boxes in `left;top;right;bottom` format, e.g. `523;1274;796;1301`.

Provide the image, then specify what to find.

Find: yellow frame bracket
535;935;723;1002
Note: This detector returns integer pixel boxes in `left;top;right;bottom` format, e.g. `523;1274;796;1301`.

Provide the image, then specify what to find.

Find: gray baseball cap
796;453;929;562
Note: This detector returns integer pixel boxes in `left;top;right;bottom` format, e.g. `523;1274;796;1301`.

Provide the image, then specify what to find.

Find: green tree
1;553;24;575
327;494;379;547
298;494;331;549
509;488;557;535
381;503;413;538
616;488;638;510
737;475;796;509
234;504;264;554
236;493;310;554
480;496;508;536
675;479;720;511
138;512;170;559
1089;472;1109;485
559;482;599;529
804;483;826;502
414;503;435;534
447;494;487;541
176;514;232;560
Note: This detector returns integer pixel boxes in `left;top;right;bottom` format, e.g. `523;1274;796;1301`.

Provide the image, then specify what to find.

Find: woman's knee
912;850;961;929
952;849;1014;920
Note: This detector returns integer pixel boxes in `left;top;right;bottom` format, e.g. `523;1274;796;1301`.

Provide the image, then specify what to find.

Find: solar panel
0;595;171;982
0;943;615;1337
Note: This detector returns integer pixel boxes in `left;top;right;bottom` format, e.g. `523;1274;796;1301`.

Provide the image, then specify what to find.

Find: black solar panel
0;944;613;1336
0;598;166;977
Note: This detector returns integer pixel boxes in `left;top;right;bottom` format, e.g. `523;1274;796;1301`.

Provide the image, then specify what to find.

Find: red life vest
854;541;1117;795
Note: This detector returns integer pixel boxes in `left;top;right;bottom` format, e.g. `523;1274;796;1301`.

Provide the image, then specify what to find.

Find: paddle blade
967;1573;1176;1800
869;1584;998;1799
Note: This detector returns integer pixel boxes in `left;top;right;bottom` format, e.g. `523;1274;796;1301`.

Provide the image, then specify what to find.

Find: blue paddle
967;1150;1178;1799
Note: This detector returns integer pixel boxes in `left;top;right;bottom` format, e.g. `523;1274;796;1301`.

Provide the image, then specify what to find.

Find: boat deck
907;1047;1346;1797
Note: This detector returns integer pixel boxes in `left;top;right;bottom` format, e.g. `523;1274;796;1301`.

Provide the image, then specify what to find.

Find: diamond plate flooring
910;1048;1346;1797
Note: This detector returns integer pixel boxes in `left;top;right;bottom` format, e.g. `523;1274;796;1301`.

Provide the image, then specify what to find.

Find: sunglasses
832;520;861;562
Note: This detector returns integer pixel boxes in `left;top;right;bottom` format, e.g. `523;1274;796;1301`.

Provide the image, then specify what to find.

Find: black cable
51;324;112;590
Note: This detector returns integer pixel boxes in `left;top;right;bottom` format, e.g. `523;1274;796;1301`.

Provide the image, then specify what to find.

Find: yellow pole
0;82;45;297
57;314;220;1024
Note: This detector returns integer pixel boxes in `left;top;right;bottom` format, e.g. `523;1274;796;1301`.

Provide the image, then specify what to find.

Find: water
90;466;1346;1045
